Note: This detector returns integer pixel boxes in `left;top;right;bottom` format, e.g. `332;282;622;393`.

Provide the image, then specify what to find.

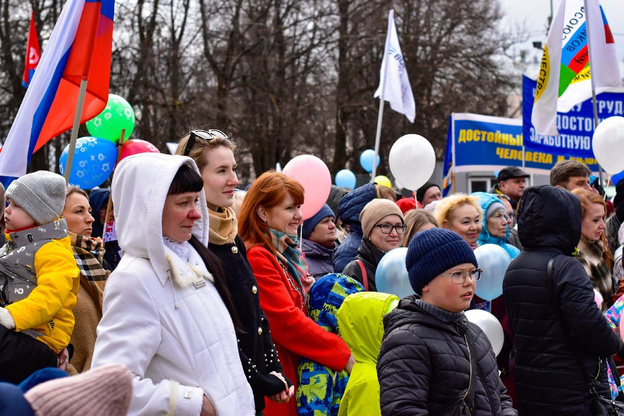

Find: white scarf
163;237;213;287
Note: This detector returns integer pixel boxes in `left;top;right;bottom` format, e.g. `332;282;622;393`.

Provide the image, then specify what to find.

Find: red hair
572;188;612;267
238;171;305;253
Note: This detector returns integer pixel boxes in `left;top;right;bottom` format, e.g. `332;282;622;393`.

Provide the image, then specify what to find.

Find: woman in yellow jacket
0;171;80;383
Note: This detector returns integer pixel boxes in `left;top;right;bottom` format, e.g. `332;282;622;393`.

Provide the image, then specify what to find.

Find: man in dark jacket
503;185;621;415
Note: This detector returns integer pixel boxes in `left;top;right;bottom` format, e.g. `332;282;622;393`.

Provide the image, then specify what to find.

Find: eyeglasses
182;129;229;156
374;223;407;235
439;268;483;284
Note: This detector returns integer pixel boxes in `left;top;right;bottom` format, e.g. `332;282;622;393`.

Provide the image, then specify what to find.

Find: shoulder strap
464;332;478;411
356;259;368;290
546;257;601;390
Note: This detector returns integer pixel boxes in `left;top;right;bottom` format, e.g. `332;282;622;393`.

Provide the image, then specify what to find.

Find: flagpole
371;9;394;182
63;77;88;183
62;1;103;184
584;0;604;187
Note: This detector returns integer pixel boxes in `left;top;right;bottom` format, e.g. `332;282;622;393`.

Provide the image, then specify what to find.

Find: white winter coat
92;153;254;416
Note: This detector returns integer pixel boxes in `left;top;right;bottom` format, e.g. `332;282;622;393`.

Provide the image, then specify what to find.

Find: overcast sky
499;0;624;73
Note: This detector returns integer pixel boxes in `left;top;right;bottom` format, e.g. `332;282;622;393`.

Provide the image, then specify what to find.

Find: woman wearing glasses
342;199;405;291
176;131;293;414
238;171;354;416
378;228;516;415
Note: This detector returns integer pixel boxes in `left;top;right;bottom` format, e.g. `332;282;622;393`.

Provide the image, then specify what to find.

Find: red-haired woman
239;172;354;416
572;188;614;310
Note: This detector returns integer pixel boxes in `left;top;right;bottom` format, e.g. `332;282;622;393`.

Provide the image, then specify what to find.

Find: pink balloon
119;139;160;161
282;155;331;220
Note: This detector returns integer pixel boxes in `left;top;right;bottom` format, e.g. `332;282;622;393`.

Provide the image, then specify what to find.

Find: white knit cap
24;364;133;416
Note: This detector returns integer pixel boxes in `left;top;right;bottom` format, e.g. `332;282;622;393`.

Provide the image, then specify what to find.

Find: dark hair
168;163;204;196
188;235;243;334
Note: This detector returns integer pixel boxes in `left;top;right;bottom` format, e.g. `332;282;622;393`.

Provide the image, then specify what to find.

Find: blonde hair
434;194;482;228
66;186;89;199
402;210;439;247
175;130;236;173
375;184;396;202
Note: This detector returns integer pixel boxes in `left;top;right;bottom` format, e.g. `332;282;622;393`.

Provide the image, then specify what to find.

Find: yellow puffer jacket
5;235;80;354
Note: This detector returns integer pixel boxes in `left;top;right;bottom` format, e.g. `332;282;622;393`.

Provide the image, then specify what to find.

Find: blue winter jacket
333;184;377;272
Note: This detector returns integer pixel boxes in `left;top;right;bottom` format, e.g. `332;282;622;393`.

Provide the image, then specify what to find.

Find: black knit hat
416;182;440;203
406;228;477;295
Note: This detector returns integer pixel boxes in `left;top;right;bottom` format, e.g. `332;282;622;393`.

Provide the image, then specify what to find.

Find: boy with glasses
378;228;515;415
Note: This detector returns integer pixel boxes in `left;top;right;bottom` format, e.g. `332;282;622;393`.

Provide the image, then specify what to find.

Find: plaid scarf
70;232;109;310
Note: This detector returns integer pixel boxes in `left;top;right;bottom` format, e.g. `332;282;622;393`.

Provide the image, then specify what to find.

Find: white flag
374;10;416;123
532;0;621;136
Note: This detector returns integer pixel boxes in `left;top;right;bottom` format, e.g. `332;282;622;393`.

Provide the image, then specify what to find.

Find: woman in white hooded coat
92;153;254;416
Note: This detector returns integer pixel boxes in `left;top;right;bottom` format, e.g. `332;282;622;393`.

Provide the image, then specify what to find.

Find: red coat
246;245;351;416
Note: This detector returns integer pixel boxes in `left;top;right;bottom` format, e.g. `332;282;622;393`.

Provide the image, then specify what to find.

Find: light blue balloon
474;244;512;301
376;247;414;298
335;169;357;190
59;136;118;189
360;149;380;173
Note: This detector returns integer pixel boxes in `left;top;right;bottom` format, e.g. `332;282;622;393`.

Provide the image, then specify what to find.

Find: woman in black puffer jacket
378;228;516;416
503;185;621;415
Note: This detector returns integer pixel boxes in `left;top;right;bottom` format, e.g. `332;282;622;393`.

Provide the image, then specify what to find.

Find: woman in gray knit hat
342;198;405;291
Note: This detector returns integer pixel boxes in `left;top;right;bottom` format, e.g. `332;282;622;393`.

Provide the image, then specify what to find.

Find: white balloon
464;309;504;356
388;134;436;191
592;116;624;174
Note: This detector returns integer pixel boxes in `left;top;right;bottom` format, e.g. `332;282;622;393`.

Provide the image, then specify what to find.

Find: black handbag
547;258;624;416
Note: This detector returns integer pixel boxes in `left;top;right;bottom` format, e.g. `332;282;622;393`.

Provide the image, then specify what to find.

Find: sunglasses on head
182;129;229;156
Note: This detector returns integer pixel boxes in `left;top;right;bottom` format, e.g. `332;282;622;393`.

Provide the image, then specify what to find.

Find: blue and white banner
444;113;600;177
523;75;624;160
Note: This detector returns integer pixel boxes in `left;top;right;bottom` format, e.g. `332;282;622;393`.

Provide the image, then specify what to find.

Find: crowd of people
0;129;622;416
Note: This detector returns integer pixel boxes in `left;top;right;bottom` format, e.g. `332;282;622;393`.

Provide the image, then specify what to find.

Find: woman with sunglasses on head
378;228;516;415
342;199;405;291
176;130;293;414
238;171;354;416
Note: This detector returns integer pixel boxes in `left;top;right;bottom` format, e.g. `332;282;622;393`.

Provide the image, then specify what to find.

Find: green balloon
86;94;135;143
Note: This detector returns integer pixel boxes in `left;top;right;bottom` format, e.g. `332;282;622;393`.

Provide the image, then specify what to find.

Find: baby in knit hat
0;171;80;383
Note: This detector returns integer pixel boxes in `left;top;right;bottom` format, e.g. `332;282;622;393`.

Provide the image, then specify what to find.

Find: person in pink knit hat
0;363;132;415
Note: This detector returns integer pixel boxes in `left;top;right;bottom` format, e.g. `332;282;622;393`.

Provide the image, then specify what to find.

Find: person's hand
57;348;69;371
268;371;294;404
0;307;15;330
200;395;216;416
344;354;356;375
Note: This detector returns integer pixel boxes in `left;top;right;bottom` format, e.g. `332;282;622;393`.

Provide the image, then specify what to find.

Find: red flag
22;11;41;88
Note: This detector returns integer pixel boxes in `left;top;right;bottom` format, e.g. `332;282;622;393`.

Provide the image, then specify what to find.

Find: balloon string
104;128;126;225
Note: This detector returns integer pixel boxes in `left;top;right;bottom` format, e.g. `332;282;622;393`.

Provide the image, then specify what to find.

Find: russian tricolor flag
0;0;115;186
